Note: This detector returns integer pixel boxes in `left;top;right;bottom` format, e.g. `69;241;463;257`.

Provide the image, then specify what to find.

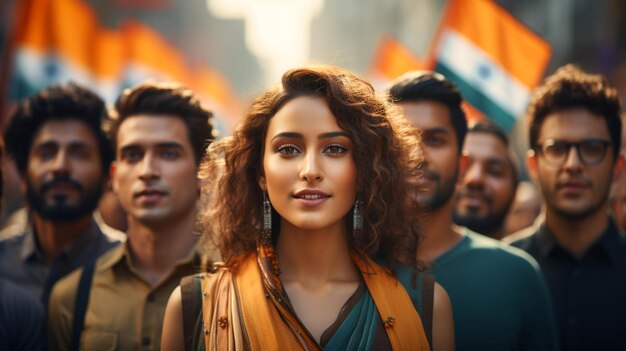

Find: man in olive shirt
508;65;626;350
48;82;216;351
0;84;118;303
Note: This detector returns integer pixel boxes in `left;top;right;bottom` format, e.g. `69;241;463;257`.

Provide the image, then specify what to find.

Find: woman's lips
293;190;330;207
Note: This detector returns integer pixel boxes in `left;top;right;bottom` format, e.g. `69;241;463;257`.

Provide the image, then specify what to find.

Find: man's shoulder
465;231;536;260
451;230;541;272
503;225;539;250
0;208;28;240
94;243;125;272
0;227;27;246
49;265;83;310
90;218;123;253
51;244;124;303
0;229;27;262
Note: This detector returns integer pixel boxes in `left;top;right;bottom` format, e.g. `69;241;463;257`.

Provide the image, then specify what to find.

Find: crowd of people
0;62;624;351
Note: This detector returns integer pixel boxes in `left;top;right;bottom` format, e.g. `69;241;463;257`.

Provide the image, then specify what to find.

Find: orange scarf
201;253;430;351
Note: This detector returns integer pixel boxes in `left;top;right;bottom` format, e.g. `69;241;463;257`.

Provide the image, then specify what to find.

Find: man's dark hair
110;81;216;165
387;71;468;151
3;83;114;175
467;120;520;186
528;64;622;157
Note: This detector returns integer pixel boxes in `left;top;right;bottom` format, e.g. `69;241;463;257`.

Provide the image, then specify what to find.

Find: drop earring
260;192;280;274
353;195;363;233
262;192;272;245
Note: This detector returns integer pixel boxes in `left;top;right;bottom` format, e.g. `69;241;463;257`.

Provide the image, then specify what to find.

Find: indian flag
429;0;551;131
368;36;425;89
3;0;240;133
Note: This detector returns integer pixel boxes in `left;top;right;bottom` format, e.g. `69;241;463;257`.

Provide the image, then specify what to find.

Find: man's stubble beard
26;174;104;221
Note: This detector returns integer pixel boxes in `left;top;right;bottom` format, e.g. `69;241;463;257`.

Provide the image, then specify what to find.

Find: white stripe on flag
13;48;121;104
437;29;530;119
12;48;185;105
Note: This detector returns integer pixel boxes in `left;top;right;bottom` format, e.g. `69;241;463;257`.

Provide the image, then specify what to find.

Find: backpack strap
70;261;95;351
181;275;203;351
421;274;435;349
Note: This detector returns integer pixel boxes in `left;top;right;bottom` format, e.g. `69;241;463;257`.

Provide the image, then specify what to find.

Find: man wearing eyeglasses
507;64;626;351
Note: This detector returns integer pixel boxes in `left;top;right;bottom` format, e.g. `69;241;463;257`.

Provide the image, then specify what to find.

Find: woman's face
260;96;358;233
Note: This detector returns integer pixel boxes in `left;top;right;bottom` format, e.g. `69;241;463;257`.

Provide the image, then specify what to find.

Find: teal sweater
429;230;559;351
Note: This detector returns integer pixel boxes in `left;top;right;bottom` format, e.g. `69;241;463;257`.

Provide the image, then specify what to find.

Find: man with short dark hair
0;83;119;302
48;81;216;351
388;71;558;350
508;65;626;350
453;121;519;240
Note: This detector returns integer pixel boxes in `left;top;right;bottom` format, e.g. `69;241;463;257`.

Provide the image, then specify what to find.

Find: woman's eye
324;144;347;154
277;144;300;155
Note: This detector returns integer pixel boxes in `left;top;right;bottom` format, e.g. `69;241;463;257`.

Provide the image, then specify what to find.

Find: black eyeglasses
535;139;612;167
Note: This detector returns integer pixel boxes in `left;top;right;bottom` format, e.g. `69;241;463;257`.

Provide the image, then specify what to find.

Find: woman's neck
276;221;359;287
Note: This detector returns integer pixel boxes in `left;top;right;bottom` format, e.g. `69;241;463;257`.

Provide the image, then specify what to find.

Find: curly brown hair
200;65;423;270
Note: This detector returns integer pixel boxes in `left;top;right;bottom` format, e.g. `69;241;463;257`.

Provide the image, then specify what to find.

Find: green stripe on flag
436;63;517;131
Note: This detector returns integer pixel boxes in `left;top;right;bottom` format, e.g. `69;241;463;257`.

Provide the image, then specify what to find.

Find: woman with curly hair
162;65;454;351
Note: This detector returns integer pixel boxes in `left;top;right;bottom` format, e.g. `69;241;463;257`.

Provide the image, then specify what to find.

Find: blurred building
0;0;624;227
1;0;624;103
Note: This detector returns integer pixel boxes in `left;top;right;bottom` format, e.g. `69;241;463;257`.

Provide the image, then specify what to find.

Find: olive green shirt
48;241;206;351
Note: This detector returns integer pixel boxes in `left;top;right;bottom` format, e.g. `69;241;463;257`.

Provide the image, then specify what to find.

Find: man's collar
98;238;204;273
535;223;557;259
20;224;41;261
537;218;622;263
20;218;104;262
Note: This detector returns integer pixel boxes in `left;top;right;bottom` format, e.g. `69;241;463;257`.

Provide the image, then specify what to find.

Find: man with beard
388;71;558;350
0;83;119;303
453;121;519;240
508;65;626;350
48;82;216;351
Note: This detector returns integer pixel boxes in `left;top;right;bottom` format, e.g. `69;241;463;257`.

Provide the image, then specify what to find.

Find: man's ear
613;154;625;179
457;152;469;184
527;149;539;183
109;162;118;193
20;177;27;194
